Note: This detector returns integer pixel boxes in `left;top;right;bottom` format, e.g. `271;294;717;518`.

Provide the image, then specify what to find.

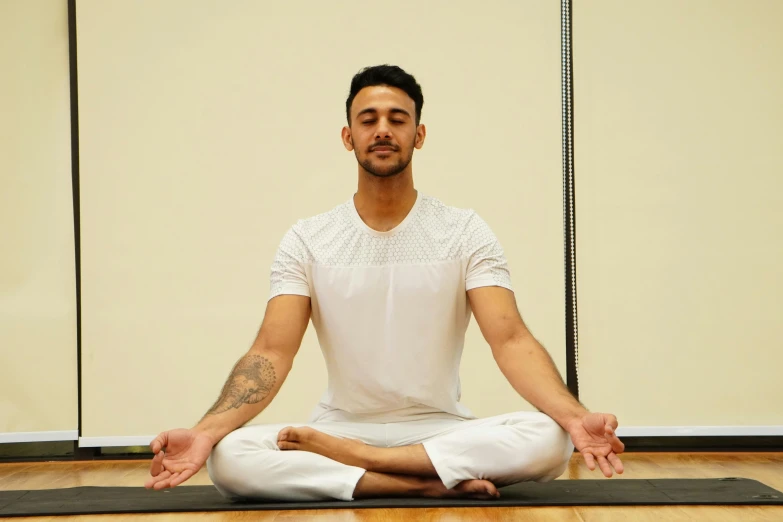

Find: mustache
370;141;397;151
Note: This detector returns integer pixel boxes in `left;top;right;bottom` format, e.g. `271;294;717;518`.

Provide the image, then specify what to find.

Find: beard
355;138;415;178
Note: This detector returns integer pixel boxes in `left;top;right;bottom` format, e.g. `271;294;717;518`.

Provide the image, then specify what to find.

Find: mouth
372;148;395;153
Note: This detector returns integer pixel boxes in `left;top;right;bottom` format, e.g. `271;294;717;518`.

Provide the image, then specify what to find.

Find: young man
145;65;625;501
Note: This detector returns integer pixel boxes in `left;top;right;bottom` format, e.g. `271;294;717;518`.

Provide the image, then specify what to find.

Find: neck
354;168;417;231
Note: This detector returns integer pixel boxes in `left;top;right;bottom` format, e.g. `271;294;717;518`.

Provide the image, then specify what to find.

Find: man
145;64;625;501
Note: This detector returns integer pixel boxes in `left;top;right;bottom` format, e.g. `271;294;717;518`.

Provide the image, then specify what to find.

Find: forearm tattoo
205;354;276;415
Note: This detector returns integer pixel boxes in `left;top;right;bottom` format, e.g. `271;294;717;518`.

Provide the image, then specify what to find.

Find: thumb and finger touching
604;425;625;454
575;415;626;477
149;450;165;476
150;432;168;454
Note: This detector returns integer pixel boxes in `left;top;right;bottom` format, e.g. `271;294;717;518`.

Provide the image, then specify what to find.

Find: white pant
206;411;574;501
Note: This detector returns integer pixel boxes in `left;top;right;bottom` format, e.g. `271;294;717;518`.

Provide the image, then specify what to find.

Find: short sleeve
464;213;514;292
269;227;310;301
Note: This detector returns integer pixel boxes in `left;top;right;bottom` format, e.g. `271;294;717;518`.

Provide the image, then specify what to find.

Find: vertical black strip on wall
67;0;84;449
562;0;579;398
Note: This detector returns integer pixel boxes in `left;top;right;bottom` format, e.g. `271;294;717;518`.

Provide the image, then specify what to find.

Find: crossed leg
277;426;499;499
207;412;572;501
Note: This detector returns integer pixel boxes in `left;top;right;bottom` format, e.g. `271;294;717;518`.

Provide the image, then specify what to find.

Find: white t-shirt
269;191;514;423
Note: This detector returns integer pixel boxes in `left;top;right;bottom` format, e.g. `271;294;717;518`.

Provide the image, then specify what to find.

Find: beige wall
76;1;565;438
0;0;78;438
574;0;783;428
3;0;778;444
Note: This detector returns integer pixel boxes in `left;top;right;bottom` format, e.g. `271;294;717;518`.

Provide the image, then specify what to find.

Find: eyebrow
356;107;411;119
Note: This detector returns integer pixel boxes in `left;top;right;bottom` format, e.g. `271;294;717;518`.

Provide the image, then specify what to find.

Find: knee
206;430;246;499
474;413;573;487
498;413;572;482
529;414;573;480
207;429;276;499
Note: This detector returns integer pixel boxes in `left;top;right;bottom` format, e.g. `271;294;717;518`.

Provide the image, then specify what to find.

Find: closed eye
361;120;405;125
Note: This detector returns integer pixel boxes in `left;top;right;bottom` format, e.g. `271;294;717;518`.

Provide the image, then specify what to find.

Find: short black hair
346;64;424;126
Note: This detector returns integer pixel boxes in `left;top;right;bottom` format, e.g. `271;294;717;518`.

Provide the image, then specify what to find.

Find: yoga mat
1;478;781;517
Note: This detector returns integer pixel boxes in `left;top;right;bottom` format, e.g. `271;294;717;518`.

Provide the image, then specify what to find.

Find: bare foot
440;479;500;500
277;426;370;468
353;472;500;500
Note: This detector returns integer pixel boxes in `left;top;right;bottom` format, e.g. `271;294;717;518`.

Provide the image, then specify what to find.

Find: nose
375;118;392;139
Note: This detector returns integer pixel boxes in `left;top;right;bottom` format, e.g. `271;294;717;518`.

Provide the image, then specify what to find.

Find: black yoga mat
1;478;781;517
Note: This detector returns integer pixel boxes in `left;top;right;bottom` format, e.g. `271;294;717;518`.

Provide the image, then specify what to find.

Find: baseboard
0;431;78;443
622;436;783;452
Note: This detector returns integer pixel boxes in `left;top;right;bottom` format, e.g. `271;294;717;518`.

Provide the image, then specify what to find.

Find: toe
277;426;294;442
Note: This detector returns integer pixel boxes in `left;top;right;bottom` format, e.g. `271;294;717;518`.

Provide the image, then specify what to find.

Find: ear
341;126;354;151
414;124;427;149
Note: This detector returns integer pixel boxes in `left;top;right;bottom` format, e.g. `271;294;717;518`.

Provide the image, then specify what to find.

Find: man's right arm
192;294;311;444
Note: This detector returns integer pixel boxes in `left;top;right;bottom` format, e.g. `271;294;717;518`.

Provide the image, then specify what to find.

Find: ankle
354;472;442;499
361;445;380;471
407;475;444;498
420;477;448;497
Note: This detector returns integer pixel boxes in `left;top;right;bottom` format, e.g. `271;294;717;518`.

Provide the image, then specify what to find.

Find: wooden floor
1;452;782;521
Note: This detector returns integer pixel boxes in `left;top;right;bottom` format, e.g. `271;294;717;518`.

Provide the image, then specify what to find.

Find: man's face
342;85;425;178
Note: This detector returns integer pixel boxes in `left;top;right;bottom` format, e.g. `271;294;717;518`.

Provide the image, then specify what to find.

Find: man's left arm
467;285;586;429
468;285;625;477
